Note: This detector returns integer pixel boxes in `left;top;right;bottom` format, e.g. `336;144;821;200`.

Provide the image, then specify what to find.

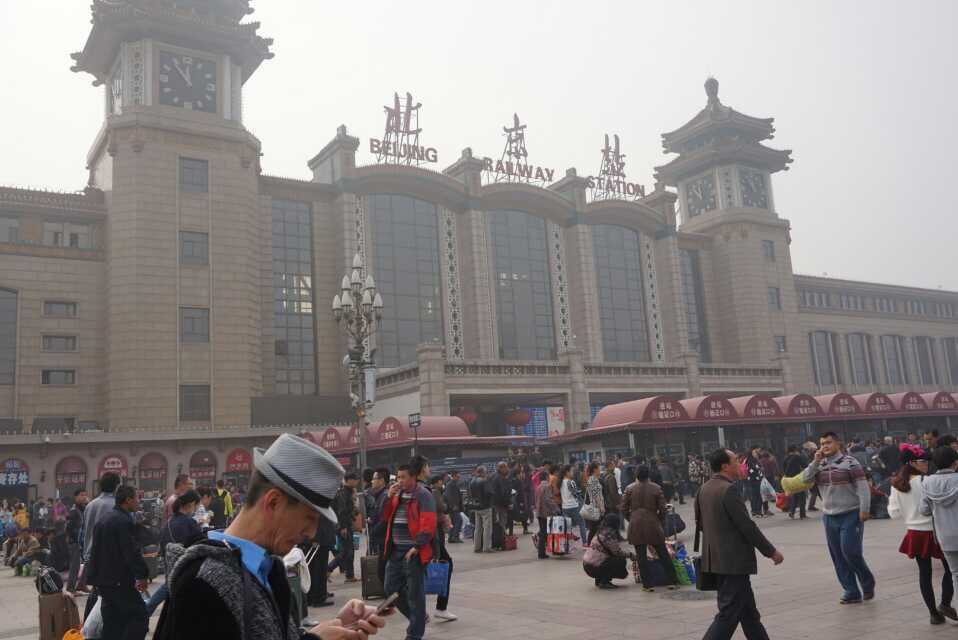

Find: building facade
1;0;956;499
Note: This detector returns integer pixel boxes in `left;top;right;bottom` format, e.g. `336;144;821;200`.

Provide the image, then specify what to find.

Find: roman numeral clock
158;50;217;113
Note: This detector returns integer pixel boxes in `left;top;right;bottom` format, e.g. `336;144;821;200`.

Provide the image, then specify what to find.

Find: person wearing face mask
153;434;390;640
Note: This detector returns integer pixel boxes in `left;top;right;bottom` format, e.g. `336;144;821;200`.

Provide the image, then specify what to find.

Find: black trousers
328;531;355;578
586;518;601;544
435;533;454;611
99;585;149;640
703;574;769;640
307;546;332;605
537;517;549;558
789;492;807;518
584;556;628;584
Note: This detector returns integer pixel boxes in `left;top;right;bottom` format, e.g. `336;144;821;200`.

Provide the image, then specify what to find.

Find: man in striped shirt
801;431;875;604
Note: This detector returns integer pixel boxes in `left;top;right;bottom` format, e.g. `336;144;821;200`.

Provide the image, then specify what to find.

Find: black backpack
35;565;64;594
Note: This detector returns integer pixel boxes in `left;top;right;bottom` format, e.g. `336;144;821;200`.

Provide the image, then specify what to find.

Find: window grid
43;301;77;318
180;158;209;193
809;331;840;386
0;217;18;243
180;307;210;343
271;199;316;394
680;249;711;362
0;289;15;385
180;231;209;265
881;335;908;385
846;333;874;385
42;369;75;385
774;336;787;353
761;240;775;260
489;210;556;361
913;336;938;385
42;335;77;352
180;385;211;421
945;338;958;385
767;287;782;311
42;222;92;249
592;225;649;362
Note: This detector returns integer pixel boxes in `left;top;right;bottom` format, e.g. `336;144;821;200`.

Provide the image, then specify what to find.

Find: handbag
692;521;719;591
781;473;814;496
424;561;450;597
664;511;686;537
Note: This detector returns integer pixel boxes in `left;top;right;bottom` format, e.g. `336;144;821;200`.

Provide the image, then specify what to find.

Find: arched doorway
55;456;88;503
224;448;252;493
189;450;217;487
138;452;168;497
0;458;30;504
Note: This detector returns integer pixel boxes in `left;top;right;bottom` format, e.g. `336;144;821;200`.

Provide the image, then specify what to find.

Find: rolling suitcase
503;534;518;551
360;555;385;600
38;592;81;640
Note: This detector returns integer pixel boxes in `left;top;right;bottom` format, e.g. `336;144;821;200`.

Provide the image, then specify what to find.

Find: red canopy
728;394;784;420
923;391;958;411
368;416;470;445
679;395;737;421
853;392;895;414
888;391;929;412
814;393;861;416
773;394;825;419
592;396;688;430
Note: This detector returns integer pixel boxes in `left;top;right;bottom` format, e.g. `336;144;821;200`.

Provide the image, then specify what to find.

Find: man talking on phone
696;449;783;640
801;431;875;604
380;459;437;640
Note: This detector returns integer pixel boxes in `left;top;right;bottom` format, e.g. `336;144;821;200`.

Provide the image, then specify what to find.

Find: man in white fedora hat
155;433;390;640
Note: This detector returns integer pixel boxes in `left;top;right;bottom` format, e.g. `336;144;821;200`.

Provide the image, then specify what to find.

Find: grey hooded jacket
919;469;958;551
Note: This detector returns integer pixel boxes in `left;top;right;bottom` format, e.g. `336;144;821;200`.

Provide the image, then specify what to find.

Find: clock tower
71;0;274;429
655;79;806;387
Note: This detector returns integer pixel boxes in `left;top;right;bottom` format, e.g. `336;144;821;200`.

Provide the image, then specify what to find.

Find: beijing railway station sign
368;92;439;165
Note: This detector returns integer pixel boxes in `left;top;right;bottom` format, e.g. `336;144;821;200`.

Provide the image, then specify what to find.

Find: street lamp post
332;253;384;471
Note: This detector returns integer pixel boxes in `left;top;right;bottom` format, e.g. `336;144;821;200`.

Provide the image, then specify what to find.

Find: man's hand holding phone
308;597;394;640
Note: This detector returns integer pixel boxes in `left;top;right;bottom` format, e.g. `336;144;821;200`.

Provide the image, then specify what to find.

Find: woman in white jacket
889;444;955;625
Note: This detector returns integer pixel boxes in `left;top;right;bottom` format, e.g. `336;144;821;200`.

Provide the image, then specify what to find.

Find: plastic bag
82;596;104;639
424;561;450;597
760;478;776;501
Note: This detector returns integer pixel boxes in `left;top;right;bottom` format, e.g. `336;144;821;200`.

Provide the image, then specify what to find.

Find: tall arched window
369;195;442;367
488;210;555;360
592;225;649;361
0;289;15;386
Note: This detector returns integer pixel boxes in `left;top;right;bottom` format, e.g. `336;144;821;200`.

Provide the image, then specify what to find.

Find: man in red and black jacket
380;457;437;640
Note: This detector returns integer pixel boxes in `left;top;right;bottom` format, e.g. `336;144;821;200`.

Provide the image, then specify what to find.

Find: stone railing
0;422;347;439
375;364;420;389
584;363;686;377
444;361;570;377
698;364;782;378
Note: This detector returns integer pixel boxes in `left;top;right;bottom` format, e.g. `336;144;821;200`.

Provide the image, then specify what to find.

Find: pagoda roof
71;0;273;85
661;78;778;153
654;138;793;185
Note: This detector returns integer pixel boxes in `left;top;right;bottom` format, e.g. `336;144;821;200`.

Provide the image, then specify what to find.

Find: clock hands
172;58;193;87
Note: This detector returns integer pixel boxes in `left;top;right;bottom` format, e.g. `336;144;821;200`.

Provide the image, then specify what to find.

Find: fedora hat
253;433;344;523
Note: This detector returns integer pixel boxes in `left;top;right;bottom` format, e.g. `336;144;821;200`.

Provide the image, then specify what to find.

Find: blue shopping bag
424;561;450;597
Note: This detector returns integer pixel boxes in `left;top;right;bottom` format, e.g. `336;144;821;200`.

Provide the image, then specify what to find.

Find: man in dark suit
86;484;150;640
695;449;784;640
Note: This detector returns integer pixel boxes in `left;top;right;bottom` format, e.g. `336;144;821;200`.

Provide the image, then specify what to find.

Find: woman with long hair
889;444;956;625
583;462;606;543
560;465;588;545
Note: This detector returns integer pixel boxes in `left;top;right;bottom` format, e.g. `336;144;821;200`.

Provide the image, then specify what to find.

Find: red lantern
453;406;478;428
505;408;531;427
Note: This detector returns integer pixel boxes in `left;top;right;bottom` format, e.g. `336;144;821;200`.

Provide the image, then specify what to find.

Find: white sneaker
434;610;459;622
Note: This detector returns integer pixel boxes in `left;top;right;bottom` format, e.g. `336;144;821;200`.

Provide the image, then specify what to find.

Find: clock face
686;174;717;217
740;169;769;208
158;51;217;113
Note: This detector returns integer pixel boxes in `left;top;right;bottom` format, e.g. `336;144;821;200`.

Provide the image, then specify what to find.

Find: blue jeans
563;507;587;544
448;511;463;542
383;549;426;640
145;582;168;615
823;510;875;599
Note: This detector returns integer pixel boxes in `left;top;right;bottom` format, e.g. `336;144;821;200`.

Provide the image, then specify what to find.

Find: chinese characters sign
0;458;29;486
370;92;438;165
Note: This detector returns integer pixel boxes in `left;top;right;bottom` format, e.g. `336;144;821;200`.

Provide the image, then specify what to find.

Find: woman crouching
582;513;634;589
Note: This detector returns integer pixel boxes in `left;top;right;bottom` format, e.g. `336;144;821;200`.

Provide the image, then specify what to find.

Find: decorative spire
704;76;720;108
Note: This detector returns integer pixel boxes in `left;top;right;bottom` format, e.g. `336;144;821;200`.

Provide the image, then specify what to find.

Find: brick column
561;348;590;432
681;351;702;397
417;343;448;416
775;353;794;394
445;149;497;359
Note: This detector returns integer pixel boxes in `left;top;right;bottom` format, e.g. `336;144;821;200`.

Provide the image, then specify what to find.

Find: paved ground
1;502;952;639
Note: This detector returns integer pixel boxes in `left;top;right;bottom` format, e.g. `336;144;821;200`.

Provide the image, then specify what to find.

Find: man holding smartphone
801;432;875;604
380;459;437;640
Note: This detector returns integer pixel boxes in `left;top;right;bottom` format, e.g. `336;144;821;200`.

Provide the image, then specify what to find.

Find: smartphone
346;593;400;630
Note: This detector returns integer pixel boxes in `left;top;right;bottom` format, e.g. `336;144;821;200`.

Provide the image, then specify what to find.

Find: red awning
592;396;688;430
923;391;958;411
814;393;861;416
773;394;825;419
852;392;895;414
679;395;737;421
368;416;470;445
728;394;784;420
888;391;929;412
56;456;87;475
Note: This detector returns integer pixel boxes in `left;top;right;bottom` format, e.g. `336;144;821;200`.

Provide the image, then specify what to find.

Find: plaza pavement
0;501;950;640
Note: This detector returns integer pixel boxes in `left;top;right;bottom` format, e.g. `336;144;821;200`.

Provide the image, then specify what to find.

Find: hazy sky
1;1;956;290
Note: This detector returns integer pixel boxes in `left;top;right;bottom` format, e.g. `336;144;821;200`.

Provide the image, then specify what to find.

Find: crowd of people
3;427;958;640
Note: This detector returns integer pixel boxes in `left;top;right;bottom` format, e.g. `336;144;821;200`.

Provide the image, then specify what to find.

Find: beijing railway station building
1;0;957;500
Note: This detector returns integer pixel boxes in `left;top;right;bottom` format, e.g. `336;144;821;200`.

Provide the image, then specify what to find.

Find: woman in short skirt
889;444;955;625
